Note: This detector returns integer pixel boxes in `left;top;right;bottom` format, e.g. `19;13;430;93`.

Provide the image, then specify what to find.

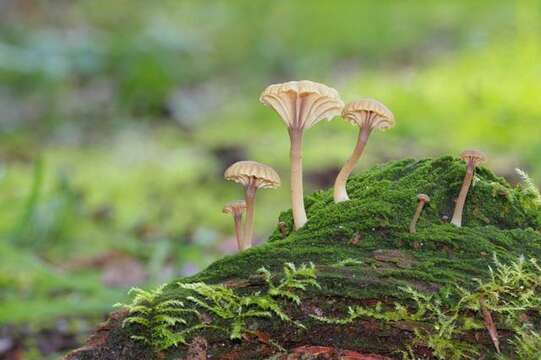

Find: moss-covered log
65;157;541;360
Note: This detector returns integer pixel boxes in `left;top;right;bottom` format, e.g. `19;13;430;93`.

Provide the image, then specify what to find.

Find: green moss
118;263;320;353
112;157;541;359
190;157;540;288
313;255;541;359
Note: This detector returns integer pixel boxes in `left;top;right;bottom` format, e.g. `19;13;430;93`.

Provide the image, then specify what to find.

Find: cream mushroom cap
224;161;281;189
417;194;431;202
222;200;247;215
259;80;344;130
460;150;487;166
342;98;395;131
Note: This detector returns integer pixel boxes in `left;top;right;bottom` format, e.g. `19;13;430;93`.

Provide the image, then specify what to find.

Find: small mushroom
278;221;288;239
222;200;247;251
450;150;487;227
224;161;281;249
260;80;344;229
409;194;430;233
333;98;395;203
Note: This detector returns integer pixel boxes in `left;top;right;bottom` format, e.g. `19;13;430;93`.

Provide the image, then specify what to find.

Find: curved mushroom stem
409;201;426;233
333;123;373;203
242;184;257;250
451;159;475;227
289;129;307;229
232;213;243;251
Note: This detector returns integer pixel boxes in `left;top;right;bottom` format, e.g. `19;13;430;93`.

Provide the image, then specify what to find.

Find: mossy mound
67;157;541;360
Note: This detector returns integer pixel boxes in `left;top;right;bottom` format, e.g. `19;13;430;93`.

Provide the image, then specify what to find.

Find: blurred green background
0;0;540;358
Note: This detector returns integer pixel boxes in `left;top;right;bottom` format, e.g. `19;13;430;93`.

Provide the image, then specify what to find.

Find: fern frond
230;319;243;339
154;314;187;326
156;299;185;309
130;335;151;344
516;168;541;206
123;316;150;327
122;262;321;352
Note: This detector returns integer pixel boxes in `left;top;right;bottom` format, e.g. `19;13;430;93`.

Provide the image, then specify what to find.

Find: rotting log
65;157;541;360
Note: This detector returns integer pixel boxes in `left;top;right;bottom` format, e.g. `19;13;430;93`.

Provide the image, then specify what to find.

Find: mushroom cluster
221;79;488;251
224;161;281;250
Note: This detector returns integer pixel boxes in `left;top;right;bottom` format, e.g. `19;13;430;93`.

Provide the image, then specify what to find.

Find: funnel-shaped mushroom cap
224;161;281;189
417;194;430;202
223;200;247;216
259;80;344;130
460;150;487;165
342;98;395;131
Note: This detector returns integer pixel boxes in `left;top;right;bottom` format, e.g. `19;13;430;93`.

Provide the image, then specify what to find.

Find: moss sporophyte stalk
108;156;541;359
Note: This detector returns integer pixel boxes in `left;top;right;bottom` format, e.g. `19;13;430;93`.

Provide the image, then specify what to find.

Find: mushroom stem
409;201;426;233
289;129;307;229
333;123;373;203
232;214;243;250
242;184;257;250
451;159;476;227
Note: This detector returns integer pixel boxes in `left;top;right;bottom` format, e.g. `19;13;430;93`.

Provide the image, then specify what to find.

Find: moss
190;158;540;289
71;157;541;360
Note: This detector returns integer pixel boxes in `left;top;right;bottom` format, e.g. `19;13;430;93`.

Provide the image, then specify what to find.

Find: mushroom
409;194;430;233
222;200;247;251
450;150;487;227
224;161;281;249
260;80;344;229
333;98;395;203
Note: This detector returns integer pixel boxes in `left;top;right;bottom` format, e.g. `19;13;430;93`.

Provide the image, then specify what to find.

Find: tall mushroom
409;194;430;233
333;98;395;203
224;161;281;249
450;150;487;227
222;200;246;251
260;80;344;229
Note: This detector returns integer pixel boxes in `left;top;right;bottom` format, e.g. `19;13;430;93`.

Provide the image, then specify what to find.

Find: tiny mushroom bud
409;194;430;233
260;80;344;229
222;200;247;251
333;98;395;203
224;161;281;250
278;221;288;239
450;150;487;227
